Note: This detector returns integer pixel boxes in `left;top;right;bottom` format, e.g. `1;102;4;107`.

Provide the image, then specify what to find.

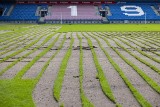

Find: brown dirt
32;33;70;107
81;32;115;107
1;31;160;107
110;37;160;107
22;33;60;79
60;33;81;107
89;32;140;107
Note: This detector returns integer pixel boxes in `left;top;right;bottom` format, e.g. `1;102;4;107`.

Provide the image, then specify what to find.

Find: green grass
0;33;36;56
120;36;160;63
128;36;160;57
0;24;38;39
93;33;152;107
83;32;117;104
58;24;160;32
136;35;160;47
117;36;160;63
0;34;32;50
0;24;160;107
0;80;35;107
114;37;160;74
0;32;56;76
0;33;44;63
0;25;59;107
77;34;94;107
35;34;66;81
53;35;74;101
108;38;160;94
0;32;25;45
14;33;60;79
98;33;160;93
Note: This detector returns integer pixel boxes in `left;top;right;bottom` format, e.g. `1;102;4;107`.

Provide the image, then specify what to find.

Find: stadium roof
1;0;160;3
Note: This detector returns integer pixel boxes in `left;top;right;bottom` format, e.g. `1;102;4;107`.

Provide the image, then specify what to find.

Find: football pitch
0;24;160;107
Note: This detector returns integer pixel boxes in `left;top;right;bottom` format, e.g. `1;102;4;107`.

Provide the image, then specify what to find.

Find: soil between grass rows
0;29;160;107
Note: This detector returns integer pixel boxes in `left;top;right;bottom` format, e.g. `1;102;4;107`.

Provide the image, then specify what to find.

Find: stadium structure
0;0;160;24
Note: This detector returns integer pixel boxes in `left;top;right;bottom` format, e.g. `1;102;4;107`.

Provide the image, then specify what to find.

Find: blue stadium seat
1;3;160;22
0;3;12;16
107;4;160;21
0;4;39;21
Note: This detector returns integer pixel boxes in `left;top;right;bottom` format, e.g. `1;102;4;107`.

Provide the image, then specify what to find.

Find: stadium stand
45;5;102;24
0;4;39;23
10;4;39;21
0;3;12;16
0;0;160;24
108;4;160;20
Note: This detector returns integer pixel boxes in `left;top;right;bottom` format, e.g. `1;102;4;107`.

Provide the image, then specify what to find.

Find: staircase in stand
35;6;41;16
102;17;109;23
151;6;160;16
6;4;15;16
38;17;46;24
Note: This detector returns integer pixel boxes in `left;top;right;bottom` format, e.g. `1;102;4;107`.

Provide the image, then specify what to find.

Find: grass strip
82;32;117;104
0;29;32;46
92;32;160;94
0;32;50;63
126;35;160;56
128;36;160;57
77;34;94;107
137;35;160;47
118;36;160;63
35;34;66;81
94;33;152;107
100;32;160;75
0;34;36;56
114;37;160;74
0;34;32;50
0;24;35;38
0;33;55;76
0;32;25;44
0;29;36;56
0;25;47;46
53;35;74;102
0;29;46;50
14;33;60;80
109;38;160;93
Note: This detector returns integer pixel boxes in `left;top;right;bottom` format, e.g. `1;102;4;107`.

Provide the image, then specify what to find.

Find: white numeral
68;6;77;16
121;5;144;16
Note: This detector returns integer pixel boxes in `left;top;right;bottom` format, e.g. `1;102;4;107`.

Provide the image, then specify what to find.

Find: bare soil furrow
91;32;140;107
0;33;27;46
60;34;81;107
115;38;160;70
1;29;160;107
109;38;160;107
0;35;35;55
0;32;59;79
33;35;69;107
125;37;150;48
0;62;28;79
9;36;50;59
27;34;52;50
115;46;160;85
33;52;66;107
0;34;32;50
138;37;160;48
0;62;12;72
14;32;57;59
22;34;62;79
0;29;41;48
124;37;160;60
0;35;39;59
81;32;115;107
